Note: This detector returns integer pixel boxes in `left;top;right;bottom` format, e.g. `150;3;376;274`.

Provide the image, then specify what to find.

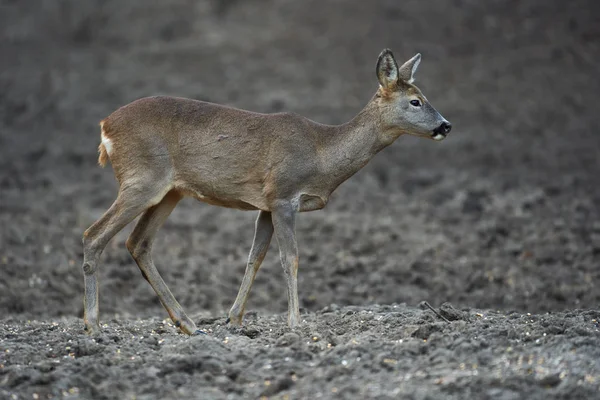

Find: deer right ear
398;53;421;84
376;49;399;89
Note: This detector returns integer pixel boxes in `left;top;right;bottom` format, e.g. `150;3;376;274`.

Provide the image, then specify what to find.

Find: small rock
142;336;159;346
34;361;54;373
74;338;101;357
545;325;565;335
197;316;222;325
260;376;295;397
144;366;160;378
276;332;300;347
244;311;259;320
241;326;260;339
538;373;562;387
203;358;224;375
439;302;464;321
214;375;231;389
412;323;442;340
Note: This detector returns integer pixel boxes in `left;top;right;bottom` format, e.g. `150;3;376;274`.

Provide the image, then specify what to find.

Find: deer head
375;49;451;142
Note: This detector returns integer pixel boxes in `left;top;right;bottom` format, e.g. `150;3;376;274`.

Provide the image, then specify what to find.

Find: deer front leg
272;202;300;328
228;211;273;326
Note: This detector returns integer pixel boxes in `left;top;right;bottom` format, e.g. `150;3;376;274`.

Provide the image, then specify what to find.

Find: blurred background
0;0;598;322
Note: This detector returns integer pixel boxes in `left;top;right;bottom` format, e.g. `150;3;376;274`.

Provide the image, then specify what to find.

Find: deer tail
98;119;110;167
98;142;108;167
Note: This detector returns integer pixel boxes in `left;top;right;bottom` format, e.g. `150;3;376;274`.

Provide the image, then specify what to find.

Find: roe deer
82;49;452;335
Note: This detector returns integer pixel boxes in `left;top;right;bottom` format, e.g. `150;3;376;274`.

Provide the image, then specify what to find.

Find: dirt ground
1;0;599;399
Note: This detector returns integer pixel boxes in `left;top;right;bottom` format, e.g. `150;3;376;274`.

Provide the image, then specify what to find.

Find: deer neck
318;97;392;190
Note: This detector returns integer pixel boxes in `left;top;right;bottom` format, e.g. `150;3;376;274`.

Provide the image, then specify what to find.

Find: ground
0;0;599;399
1;305;599;399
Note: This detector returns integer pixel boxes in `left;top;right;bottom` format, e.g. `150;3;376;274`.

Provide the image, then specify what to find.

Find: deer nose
437;121;452;135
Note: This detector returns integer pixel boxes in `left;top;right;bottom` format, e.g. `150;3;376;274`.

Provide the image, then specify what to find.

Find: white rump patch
101;130;113;155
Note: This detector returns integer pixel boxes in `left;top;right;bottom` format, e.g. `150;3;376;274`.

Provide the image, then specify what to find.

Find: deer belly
174;180;265;211
199;196;260;211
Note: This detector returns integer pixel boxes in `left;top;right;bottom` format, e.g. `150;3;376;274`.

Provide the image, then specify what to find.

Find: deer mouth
431;132;447;141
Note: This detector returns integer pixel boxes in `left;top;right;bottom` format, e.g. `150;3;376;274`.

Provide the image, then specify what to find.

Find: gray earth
1;0;599;399
1;305;599;399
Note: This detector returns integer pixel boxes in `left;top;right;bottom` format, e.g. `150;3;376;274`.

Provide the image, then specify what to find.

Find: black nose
435;121;452;135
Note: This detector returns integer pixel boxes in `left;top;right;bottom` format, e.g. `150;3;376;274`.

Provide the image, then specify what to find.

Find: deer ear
398;53;421;84
376;49;399;88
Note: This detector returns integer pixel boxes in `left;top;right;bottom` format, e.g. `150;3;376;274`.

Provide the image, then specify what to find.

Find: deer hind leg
126;190;203;335
82;182;169;335
272;202;300;328
227;211;273;326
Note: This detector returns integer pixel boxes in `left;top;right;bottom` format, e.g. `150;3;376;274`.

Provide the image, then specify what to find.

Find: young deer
82;49;451;335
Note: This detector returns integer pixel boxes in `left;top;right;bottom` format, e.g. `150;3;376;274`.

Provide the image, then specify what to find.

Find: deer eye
410;99;421;107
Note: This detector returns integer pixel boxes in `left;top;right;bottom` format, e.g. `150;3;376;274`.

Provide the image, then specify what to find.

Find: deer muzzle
432;121;452;141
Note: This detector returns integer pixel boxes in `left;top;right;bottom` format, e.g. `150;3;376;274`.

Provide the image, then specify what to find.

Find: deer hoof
84;323;101;335
226;315;243;326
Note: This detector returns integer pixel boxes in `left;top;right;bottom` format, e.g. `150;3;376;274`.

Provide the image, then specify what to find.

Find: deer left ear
398;53;421;84
376;49;399;89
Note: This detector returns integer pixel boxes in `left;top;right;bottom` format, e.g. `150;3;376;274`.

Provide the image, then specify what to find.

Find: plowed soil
1;1;599;399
